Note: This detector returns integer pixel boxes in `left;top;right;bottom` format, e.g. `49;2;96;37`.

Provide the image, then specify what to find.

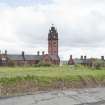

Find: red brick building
0;25;60;66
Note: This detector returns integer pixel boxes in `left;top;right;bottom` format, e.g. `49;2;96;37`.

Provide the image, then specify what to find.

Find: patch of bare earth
0;77;105;96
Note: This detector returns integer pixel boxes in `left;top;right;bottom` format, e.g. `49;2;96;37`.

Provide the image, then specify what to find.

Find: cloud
0;0;53;7
0;0;105;59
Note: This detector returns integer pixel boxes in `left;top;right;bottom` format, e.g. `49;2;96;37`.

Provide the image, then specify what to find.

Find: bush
33;62;52;67
7;60;15;67
91;58;105;70
75;64;85;69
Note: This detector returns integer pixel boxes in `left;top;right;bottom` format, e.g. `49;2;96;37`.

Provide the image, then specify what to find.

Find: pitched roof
74;59;83;64
74;59;92;64
25;55;43;60
7;55;23;61
7;54;43;61
83;59;92;64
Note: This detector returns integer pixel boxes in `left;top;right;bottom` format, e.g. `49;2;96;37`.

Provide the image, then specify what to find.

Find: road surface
0;87;105;105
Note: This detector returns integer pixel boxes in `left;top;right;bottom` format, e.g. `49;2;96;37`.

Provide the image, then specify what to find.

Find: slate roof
7;54;43;61
74;59;92;64
74;59;83;64
83;59;92;64
7;55;23;61
24;55;43;60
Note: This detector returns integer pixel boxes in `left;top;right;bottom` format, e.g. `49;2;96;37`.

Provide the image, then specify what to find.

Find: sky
0;0;105;60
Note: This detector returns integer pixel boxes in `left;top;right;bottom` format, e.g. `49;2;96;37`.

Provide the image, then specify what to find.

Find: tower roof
48;25;58;40
51;24;56;31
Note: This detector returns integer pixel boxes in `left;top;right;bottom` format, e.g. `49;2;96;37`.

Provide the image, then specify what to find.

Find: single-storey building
0;51;60;66
68;55;105;67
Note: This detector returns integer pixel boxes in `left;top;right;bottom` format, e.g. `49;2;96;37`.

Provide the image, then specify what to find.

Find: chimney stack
22;51;25;60
5;50;7;55
70;55;72;59
84;56;87;60
81;56;83;60
101;56;104;60
22;51;25;57
42;51;45;55
37;51;40;56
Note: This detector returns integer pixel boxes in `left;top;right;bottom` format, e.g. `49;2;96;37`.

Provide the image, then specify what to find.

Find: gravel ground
0;87;105;105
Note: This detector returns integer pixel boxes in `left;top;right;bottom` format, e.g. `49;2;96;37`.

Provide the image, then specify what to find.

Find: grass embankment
0;65;105;96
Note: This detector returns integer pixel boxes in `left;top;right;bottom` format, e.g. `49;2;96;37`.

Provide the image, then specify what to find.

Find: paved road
0;88;105;105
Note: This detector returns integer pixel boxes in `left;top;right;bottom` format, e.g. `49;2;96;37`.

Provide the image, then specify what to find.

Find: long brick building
0;25;60;66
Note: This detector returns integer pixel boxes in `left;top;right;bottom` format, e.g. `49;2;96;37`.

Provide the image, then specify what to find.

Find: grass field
0;65;105;84
0;65;105;95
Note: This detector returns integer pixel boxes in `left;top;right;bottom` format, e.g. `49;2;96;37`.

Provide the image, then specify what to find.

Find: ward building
0;25;60;66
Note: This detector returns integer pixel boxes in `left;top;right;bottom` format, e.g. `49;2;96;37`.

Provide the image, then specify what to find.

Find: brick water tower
48;25;58;55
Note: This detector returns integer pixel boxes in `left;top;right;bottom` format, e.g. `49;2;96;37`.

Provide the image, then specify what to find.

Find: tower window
53;42;56;47
54;51;57;53
53;42;56;45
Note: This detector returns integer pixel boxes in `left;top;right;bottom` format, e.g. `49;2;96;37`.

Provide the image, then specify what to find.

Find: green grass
0;65;105;85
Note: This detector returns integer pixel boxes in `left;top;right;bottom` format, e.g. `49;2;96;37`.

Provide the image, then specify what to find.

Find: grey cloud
1;0;105;59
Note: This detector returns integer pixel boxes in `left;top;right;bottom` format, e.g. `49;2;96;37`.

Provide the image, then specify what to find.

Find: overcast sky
0;0;105;60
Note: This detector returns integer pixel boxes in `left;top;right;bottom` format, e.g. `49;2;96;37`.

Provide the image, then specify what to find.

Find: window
2;58;6;61
53;42;56;45
53;42;57;47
